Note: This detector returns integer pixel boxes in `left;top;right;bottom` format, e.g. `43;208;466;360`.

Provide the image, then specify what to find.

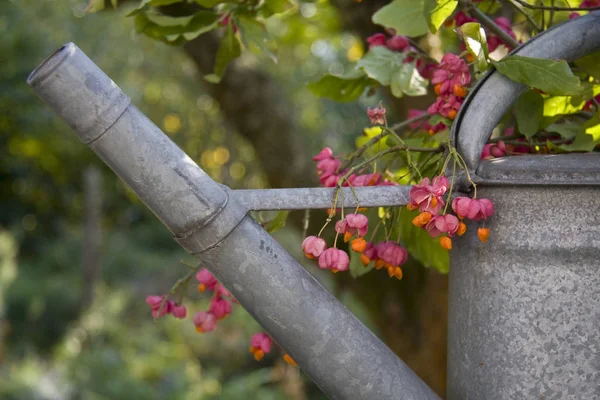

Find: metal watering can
27;12;600;400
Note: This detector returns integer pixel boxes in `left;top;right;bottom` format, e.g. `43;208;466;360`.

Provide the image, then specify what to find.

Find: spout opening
27;43;76;87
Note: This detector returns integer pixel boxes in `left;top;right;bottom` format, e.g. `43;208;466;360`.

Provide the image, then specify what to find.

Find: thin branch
512;0;600;10
336;144;445;188
504;0;543;32
466;4;520;48
340;112;431;170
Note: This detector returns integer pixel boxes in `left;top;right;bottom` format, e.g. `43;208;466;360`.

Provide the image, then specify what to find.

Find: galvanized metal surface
449;184;600;400
452;11;600;170
28;42;441;400
231;186;410;211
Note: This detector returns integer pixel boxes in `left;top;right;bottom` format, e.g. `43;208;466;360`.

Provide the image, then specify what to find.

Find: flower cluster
313;147;397;188
408;176;494;249
360;241;408;280
569;0;600;18
481;140;506;159
145;295;187;320
427;54;471;120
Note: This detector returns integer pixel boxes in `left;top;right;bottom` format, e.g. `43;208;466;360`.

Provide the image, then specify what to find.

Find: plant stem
504;0;543;32
466;4;520;48
511;0;600;11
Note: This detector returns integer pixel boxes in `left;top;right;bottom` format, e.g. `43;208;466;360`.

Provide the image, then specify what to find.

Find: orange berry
304;252;314;259
351;237;367;253
478;227;490;243
331;269;339;274
440;236;452;250
360;254;371;266
465;53;475;63
394;267;403;280
448;110;457;120
430;197;438;208
387;265;395;278
357;207;368;212
195;326;204;334
434;83;443;95
457;222;467;236
453;84;467;98
198;283;206;293
253;349;265;361
412;211;432;228
283;354;297;366
374;259;387;270
407;203;417;211
343;231;353;243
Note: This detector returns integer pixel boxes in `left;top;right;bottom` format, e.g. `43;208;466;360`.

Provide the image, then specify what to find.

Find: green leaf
236;16;277;63
85;0;105;12
261;0;293;17
458;22;489;71
543;84;600;117
551;115;600;152
265;210;289;233
372;0;429;38
574;51;600;79
349;249;373;278
390;63;429;98
127;0;183;16
191;0;228;7
396;208;449;273
515;89;543;139
209;25;242;83
308;71;375;102
429;114;452;127
356;46;406;85
545;123;582;140
492;56;583;96
424;0;457;33
133;11;219;44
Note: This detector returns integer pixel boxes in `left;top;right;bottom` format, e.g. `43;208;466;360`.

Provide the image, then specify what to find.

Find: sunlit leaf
458;22;489;71
308;71;375;102
424;0;457;33
492;56;583;96
390;63;429;98
372;0;429;37
551;115;600;152
574;51;600;79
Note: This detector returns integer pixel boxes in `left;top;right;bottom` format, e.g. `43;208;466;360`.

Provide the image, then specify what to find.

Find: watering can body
447;12;600;399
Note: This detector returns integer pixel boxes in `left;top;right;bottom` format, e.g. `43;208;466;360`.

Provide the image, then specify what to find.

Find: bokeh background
0;0;448;398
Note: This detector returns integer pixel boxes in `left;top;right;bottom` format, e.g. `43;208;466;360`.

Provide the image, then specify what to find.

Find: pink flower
249;332;272;361
320;172;340;188
171;304;187;319
209;297;232;319
367;104;386;125
313;147;334;161
408;176;449;214
386;35;409;51
193;311;217;333
427;94;463;120
431;54;471;96
481;141;506;159
146;295;171;318
375;241;408;266
220;14;238;34
488;17;517;52
345;214;369;237
318;248;350;272
360;241;376;265
214;284;232;298
452;197;495;221
367;33;387;48
302;235;327;259
454;11;477;27
316;158;341;175
569;12;581;19
350;173;382;187
416;59;436;80
424;214;460;238
196;268;218;292
581;0;600;6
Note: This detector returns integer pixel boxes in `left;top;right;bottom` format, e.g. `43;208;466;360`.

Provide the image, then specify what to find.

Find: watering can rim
451;11;600;173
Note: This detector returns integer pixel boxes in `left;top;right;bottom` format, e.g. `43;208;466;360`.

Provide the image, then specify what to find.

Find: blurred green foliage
0;0;379;398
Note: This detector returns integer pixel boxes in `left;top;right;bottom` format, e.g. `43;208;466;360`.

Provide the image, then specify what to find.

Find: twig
340;113;431;170
466;4;520;48
511;0;600;11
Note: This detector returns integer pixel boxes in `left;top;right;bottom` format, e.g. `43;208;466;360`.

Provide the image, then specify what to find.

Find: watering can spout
27;42;440;400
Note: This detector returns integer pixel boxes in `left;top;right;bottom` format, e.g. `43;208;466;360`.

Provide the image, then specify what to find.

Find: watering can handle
451;11;600;171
